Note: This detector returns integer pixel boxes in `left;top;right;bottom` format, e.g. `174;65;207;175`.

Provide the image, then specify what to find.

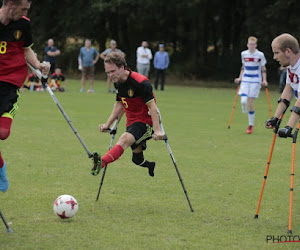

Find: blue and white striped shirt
241;49;266;84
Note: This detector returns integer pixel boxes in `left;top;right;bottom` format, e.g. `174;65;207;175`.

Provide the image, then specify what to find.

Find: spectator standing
78;39;100;93
44;38;60;74
100;40;125;93
136;41;152;78
153;44;169;91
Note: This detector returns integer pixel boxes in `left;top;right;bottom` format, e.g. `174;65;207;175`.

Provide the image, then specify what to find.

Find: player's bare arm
265;85;293;129
147;100;164;140
99;101;123;132
277;92;300;138
25;47;50;74
275;85;293;118
261;66;268;86
286;94;300;129
234;65;244;83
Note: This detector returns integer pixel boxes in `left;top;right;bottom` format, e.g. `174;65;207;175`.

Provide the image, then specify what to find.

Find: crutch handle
41;76;48;88
162;134;168;140
101;128;111;133
101;127;118;135
152;133;168;140
101;119;119;134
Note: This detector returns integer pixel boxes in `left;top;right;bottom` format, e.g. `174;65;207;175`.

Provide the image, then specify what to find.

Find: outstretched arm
265;84;293;129
261;66;268;86
99;102;124;132
275;85;293;119
25;47;50;74
147;100;164;140
277;92;300;138
286;95;300;129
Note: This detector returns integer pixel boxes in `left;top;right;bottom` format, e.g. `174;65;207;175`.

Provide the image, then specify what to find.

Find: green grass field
1;80;300;249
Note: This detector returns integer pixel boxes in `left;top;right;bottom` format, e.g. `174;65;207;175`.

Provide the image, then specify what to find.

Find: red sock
0;152;4;168
102;144;124;168
0;117;12;140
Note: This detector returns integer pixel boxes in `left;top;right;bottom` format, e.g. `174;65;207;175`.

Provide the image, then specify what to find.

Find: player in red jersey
0;0;50;192
91;52;164;177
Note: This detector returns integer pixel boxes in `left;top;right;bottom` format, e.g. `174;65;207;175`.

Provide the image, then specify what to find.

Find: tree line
28;0;300;83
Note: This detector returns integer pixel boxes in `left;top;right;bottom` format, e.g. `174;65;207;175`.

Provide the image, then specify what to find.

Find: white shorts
238;82;261;98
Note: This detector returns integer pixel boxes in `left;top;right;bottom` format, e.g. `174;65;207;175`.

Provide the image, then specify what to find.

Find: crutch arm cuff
278;98;290;108
291;106;300;116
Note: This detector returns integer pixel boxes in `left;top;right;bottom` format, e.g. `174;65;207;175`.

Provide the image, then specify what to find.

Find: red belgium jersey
0;16;33;87
115;70;155;127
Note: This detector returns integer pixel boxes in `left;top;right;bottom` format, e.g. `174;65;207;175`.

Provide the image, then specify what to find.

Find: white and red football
53;194;78;219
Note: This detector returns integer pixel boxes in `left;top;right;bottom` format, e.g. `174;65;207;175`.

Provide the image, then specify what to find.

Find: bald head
3;0;31;5
48;39;54;47
272;33;299;54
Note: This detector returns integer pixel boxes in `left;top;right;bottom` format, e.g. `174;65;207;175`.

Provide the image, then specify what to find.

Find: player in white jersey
235;36;268;134
265;33;300;137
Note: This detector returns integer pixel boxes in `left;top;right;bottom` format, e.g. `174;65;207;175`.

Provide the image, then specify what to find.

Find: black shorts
126;122;153;150
0;81;20;118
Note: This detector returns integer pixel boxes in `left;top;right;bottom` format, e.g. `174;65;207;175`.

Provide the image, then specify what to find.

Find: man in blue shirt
153;44;169;91
78;39;100;93
44;38;60;74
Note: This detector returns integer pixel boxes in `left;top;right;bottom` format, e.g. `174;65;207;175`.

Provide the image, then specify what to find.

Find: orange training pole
228;85;240;129
288;122;300;234
254;113;285;219
265;87;273;118
254;132;277;218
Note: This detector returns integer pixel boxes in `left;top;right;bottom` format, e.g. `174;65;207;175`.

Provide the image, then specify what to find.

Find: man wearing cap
153;44;169;91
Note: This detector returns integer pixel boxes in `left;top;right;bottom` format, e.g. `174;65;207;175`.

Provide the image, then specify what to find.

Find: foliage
27;0;300;81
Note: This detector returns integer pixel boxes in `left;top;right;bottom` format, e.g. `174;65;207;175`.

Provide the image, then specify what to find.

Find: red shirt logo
244;57;261;62
288;68;299;84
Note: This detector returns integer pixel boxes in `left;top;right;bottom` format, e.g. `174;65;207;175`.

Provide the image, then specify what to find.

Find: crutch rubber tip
7;228;13;234
288;230;293;235
254;214;258;219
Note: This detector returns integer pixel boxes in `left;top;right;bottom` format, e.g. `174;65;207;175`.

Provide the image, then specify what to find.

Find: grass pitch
1;80;300;249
